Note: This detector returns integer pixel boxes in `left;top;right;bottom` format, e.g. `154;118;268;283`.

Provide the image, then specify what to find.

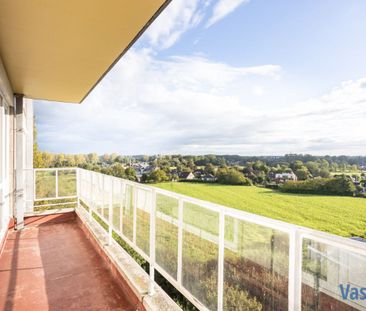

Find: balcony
2;167;366;311
0;213;137;311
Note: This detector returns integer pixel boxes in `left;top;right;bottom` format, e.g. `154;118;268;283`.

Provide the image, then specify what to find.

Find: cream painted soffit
0;0;170;103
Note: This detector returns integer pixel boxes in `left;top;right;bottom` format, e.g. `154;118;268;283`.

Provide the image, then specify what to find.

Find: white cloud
34;49;366;155
34;49;282;154
33;0;366;156
143;0;207;49
206;0;249;28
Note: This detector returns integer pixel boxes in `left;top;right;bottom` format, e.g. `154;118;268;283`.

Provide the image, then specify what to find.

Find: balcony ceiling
0;0;170;103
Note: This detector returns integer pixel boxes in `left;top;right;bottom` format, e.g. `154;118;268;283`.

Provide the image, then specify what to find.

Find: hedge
279;177;356;196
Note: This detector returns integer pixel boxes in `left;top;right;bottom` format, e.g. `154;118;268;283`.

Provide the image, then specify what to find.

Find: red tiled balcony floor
0;214;136;311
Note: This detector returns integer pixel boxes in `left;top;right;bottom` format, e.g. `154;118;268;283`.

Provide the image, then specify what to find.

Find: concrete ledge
24;207;75;217
75;207;181;311
24;212;76;227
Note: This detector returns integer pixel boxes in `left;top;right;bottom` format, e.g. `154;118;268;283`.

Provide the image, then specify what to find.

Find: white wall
0;56;14;242
24;99;34;213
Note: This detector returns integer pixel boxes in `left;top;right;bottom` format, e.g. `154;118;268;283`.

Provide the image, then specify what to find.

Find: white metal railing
32;168;366;311
25;167;78;211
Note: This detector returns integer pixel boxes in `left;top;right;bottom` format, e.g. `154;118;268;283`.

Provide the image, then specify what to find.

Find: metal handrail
32;167;366;311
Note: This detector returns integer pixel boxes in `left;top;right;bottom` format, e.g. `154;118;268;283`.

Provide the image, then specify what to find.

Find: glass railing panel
58;169;76;197
91;172;98;211
86;171;93;207
136;187;151;256
122;184;134;241
102;176;111;220
155;193;179;280
302;238;366;311
112;178;123;231
95;174;104;216
224;216;289;310
35;170;56;199
182;201;219;310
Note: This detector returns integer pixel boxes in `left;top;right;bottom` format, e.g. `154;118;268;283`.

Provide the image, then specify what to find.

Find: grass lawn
155;182;366;238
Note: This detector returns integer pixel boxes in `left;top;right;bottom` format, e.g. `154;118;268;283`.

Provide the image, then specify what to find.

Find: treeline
218;154;366;168
280;178;357;196
34;149;365;184
34;152;365;174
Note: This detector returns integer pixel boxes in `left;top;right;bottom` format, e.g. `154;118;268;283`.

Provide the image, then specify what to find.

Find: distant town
34;145;366;197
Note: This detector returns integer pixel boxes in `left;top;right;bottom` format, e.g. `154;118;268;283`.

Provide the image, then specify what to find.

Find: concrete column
15;95;26;229
24;99;34;213
14;96;34;228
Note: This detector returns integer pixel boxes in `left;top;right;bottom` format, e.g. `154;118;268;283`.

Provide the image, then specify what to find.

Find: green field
155;182;366;238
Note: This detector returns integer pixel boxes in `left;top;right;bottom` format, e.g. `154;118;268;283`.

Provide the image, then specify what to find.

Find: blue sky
35;0;366;155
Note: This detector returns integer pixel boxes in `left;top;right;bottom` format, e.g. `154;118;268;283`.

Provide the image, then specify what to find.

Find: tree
292;160;304;171
281;176;356;196
74;154;86;166
41;152;54;168
125;167;137;181
204;163;215;175
65;154;76;166
216;168;252;185
306;161;320;176
110;163;125;178
87;153;99;164
102;153;110;163
148;169;168;183
319;168;330;178
295;169;309;181
33;117;44;168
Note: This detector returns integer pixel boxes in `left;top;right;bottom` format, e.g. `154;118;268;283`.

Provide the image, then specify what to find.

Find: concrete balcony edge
75;207;182;311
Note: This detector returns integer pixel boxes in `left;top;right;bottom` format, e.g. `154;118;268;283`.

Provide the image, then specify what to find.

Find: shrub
280;177;356;196
216;168;252;185
147;169;169;183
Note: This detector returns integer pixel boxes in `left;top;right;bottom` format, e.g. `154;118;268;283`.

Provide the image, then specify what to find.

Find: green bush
217;168;252;185
280;177;356;196
146;169;169;183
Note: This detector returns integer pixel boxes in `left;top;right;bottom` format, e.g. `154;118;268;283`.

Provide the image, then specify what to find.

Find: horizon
35;0;366;155
35;151;366;158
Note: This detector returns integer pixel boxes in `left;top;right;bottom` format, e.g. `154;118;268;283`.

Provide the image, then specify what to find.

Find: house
270;172;298;183
276;172;297;181
132;163;156;181
354;181;366;193
193;169;204;178
178;172;195;180
200;174;216;182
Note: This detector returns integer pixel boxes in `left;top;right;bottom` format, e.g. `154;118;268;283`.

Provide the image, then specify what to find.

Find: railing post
177;198;183;285
55;169;59;198
76;168;80;209
89;172;94;220
33;169;36;202
149;189;157;295
133;186;137;244
217;209;225;311
100;174;106;219
288;229;302;311
108;177;113;246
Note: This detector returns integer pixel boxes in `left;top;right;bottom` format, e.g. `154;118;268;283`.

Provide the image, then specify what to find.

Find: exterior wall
0;55;33;235
0;56;14;243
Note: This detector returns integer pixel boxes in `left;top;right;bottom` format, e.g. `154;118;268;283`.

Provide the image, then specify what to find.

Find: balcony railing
27;167;366;311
